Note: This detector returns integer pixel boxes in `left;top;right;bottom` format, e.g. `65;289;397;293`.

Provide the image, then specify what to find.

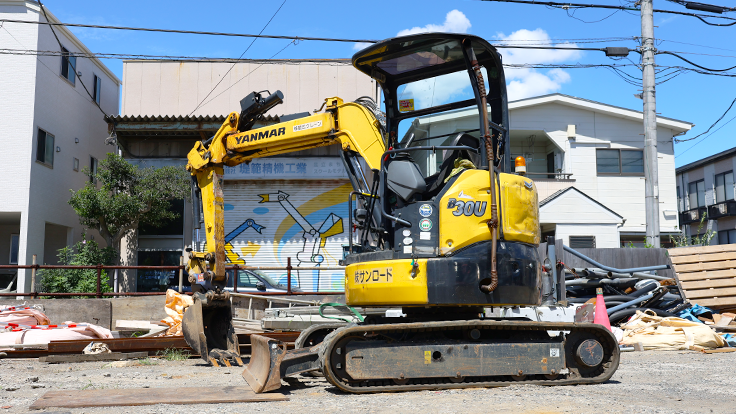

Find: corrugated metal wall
212;179;353;292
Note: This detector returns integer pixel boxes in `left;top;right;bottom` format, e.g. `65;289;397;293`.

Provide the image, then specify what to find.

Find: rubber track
320;320;620;394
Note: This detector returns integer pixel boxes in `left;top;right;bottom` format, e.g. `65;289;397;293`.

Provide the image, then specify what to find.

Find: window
138;199;185;236
93;74;101;104
596;149;644;175
36;129;54;166
9;234;19;264
688;180;705;209
89;156;98;183
715;171;735;203
73;157;79;171
136;251;181;292
569;236;596;248
719;229;736;244
60;46;76;85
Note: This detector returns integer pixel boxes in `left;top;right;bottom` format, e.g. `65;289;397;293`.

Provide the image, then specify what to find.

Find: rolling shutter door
220;179;352;292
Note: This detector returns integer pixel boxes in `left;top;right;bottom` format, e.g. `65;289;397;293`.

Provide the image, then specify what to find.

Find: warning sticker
399;99;414;112
293;120;323;132
550;348;560;358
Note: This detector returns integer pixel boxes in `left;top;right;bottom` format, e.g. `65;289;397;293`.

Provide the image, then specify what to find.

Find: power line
665;0;735;14
674;97;736;142
676;114;736;157
478;0;736;25
0;17;379;43
658;50;736;71
189;0;286;116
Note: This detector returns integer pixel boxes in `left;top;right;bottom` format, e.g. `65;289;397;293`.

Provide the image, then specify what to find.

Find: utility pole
641;0;660;247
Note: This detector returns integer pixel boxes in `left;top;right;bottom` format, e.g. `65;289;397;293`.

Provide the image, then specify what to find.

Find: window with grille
569;236;596;248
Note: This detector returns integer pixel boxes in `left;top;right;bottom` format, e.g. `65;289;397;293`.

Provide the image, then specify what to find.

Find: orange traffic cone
594;287;612;331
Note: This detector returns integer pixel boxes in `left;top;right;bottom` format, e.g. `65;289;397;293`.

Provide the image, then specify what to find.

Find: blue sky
43;0;736;167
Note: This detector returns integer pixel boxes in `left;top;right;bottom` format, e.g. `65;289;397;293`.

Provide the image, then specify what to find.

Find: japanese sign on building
223;157;348;180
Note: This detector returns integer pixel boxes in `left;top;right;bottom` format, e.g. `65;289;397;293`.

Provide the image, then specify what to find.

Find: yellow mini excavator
182;32;619;393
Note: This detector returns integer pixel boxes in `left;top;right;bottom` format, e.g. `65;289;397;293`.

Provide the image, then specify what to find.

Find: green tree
39;237;115;294
69;153;190;266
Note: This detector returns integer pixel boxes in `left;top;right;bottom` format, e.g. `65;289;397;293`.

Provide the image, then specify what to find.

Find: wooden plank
677;269;736;281
681;278;736;290
687;296;736;308
47;336;189;354
40;351;148;364
29;386;287;409
670;252;736;265
683;287;736;299
668;244;736;257
715;314;734;327
673;260;736;273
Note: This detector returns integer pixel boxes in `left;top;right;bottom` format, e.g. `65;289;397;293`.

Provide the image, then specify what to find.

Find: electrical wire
189;0;286;116
478;0;736;25
676;114;736;157
0;17;379;43
674;97;736;142
658;51;736;72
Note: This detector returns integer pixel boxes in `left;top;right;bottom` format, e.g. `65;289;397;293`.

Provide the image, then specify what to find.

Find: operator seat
424;133;481;197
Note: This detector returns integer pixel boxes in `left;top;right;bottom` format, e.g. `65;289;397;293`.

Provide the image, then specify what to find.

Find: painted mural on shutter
219;180;351;292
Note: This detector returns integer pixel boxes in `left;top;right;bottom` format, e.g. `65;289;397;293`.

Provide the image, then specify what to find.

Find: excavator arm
186;93;385;285
182;91;385;365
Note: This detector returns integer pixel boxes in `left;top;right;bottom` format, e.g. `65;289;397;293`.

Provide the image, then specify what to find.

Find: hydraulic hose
469;46;498;294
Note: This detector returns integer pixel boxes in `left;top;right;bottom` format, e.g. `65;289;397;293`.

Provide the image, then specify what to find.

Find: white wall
510;102;681;235
122;61;377;117
555;224;621;248
0;1;120;292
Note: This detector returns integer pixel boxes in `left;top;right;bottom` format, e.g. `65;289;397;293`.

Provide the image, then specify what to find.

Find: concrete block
0;299;112;329
109;296;168;325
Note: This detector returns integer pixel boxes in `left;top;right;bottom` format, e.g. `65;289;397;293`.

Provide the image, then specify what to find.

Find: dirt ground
1;350;735;414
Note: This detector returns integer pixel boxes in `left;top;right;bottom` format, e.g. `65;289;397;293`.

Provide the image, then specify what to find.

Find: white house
0;1;121;293
405;94;693;248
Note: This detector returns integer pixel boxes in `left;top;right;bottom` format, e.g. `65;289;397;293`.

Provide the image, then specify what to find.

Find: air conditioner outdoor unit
717;204;727;215
688;210;699;221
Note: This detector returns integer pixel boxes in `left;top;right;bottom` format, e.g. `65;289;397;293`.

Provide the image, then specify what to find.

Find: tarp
0;322;113;347
161;289;193;336
0;307;50;327
620;310;725;350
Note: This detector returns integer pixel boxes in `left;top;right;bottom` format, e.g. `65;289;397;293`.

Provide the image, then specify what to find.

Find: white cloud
353;10;470;51
396;10;471;37
495;29;582;100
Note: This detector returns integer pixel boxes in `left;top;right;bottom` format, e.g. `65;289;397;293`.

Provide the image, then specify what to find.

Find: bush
39;237;115;294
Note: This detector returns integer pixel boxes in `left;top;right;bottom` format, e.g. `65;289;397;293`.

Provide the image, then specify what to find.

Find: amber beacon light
514;156;527;175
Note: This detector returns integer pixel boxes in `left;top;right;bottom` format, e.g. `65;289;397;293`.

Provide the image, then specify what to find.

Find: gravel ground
1;351;735;413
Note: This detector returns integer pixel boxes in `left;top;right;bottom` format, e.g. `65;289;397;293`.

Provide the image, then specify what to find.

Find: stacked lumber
669;244;736;312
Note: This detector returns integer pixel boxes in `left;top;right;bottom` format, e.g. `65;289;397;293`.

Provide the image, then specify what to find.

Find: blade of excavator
242;335;322;393
182;293;241;366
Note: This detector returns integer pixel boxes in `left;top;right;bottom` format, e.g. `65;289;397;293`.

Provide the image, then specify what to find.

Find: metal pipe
30;254;37;295
229;291;318;306
178;256;184;293
562;245;669;273
286;257;292;295
606;292;654;315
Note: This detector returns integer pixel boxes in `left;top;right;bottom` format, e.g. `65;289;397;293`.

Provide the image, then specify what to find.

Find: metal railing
0;256;345;298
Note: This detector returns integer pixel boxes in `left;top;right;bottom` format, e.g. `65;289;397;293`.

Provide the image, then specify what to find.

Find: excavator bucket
182;293;242;366
242;334;322;393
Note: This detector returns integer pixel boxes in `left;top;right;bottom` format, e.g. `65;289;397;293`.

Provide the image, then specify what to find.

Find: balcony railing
708;200;736;219
680;207;708;225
